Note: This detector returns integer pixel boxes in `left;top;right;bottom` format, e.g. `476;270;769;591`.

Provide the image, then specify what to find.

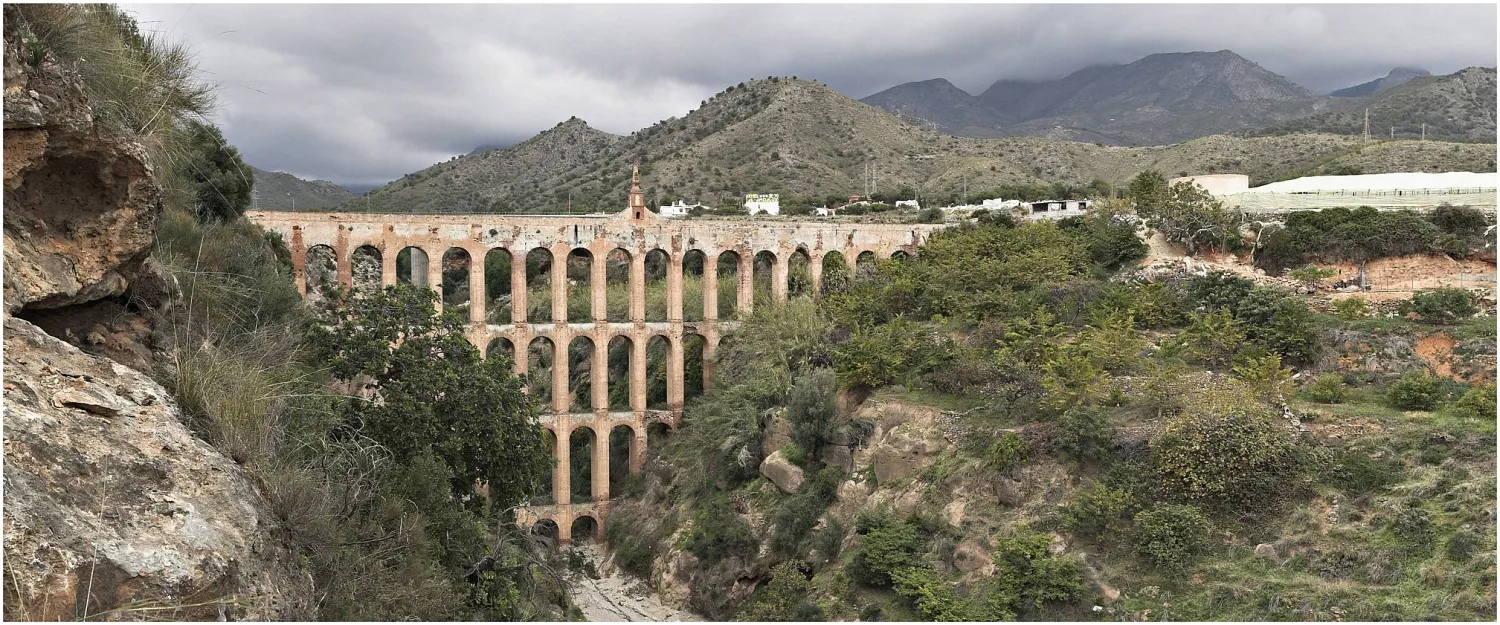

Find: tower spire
628;161;647;219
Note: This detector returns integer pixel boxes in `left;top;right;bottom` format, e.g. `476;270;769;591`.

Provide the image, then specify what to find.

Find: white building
895;199;921;210
744;193;780;215
657;200;704;218
1026;199;1090;220
981;198;1023;211
814;206;838;217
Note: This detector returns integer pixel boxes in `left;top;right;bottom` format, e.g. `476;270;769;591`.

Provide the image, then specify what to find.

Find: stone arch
530;428;557;506
568;425;596;504
566;248;593;323
716;250;742;319
351;245;381;291
487;337;515;364
855;250;878;280
683;333;707;400
605;248;631;322
396;246;429;286
567;335;594;412
441;247;472;311
645;334;671;410
643;249;669;322
608;423;637;493
753;250;777;308
484;248;512;323
606;335;633;411
820;250;850;295
531;518;560;543
787;247;812;299
305;244;337;295
527;336;555;404
891;250;911;261
646;421;673;457
524;247;553;322
570;515;599;543
683;249;707;322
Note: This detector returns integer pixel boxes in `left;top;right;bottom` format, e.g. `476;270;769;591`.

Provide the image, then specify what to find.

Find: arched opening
787;248;812;299
716;251;741;319
441;247;472;312
820;251;850;296
605;249;631;322
645;335;670;410
351;245;381;291
305;244;337;296
753;251;777;308
486;337;515;365
569;426;596;504
396;246;429;286
527;337;555;405
524;248;553;322
684;333;707;400
647;422;672;457
484;248;512;323
607;335;633;411
568;336;594;412
566;248;593;323
570;515;599;544
530;428;557;506
531;518;560;544
643;249;669;322
683;249;707;322
891;250;911;261
855;251;878;280
608;424;636;494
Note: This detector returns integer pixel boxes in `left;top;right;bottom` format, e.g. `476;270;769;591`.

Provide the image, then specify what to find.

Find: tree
1142;181;1242;254
306;284;550;510
1126;170;1168;214
176;119;254;223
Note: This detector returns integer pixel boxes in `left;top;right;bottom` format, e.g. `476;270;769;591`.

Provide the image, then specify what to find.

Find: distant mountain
859;78;1013;137
1249;67;1497;142
1330;67;1431;98
250;166;358;211
348;77;1494;215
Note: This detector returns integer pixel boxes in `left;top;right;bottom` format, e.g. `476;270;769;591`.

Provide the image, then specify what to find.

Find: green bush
1304;374;1348;404
1333;296;1370;320
768;466;843;555
680;496;759;564
1449;382;1497;419
737;562;822;621
1385;371;1448;411
833;317;954;389
1288;264;1337;284
991;529;1085;611
1055;406;1115;463
847;513;927;587
1062;483;1137;542
915;207;945;223
1403;288;1478;324
1132;504;1212;571
1320;449;1403;497
786;368;839;456
1150;393;1303;510
985;432;1029;473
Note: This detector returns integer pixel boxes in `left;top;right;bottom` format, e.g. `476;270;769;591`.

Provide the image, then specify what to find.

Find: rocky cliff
2;14;314;620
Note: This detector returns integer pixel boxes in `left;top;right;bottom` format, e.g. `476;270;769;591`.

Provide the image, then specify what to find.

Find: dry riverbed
563;543;701;622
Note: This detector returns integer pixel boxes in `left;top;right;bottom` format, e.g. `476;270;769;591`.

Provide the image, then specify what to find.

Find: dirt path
564;543;701;622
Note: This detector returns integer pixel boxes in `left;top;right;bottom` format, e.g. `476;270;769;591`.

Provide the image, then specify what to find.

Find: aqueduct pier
247;180;947;542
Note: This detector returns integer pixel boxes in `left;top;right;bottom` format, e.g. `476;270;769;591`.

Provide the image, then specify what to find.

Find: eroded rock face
2;316;314;620
3;17;163;315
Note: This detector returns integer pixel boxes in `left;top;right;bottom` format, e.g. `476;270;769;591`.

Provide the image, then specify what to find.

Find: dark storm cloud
127;3;1496;188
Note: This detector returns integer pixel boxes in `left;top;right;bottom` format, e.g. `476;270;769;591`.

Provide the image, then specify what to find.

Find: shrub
1231;351;1293;401
1385;371;1448;411
985;432;1029;473
1055;406;1114;463
1234;287;1322;366
915;207;945;223
786;368;839;456
1403;288;1478;324
847;514;927;587
832;317;953;389
1449;382;1497;420
991;529;1085;611
1333;296;1371;320
1061;483;1137;542
769;466;843;555
1150;393;1303;510
738;562;821;621
1320;449;1403;496
1174;309;1246;367
891;567;985;621
1304;374;1348;404
680;496;758;564
1132;504;1212;571
1288;264;1337;284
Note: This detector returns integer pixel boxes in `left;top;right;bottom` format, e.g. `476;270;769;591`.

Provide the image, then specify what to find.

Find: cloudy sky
127;3;1496;190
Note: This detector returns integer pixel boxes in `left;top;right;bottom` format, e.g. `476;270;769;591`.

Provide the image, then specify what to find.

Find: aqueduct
248;169;947;542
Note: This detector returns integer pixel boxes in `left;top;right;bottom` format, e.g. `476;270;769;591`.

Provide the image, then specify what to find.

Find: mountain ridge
249;166;359;211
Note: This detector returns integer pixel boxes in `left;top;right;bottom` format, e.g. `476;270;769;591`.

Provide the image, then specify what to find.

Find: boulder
995;476;1024;507
952;541;995;577
3;21;163;315
760;408;791;455
3;317;314;620
870;417;945;484
941;500;967;528
758;449;805;494
1254;543;1279;558
816;443;854;471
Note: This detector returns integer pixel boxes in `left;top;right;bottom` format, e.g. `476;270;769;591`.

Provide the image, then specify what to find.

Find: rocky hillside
1330;67;1431;98
250;165;358;211
2;15;312;617
1249;67;1498;143
355;78;1494;214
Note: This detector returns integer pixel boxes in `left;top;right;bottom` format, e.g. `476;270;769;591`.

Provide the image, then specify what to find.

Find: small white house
815;206;838;217
744;193;780;216
895;199;921;210
658;200;703;218
981;198;1023;210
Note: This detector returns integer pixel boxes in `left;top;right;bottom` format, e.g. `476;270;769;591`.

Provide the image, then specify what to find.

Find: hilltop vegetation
250;166;359;211
1249;67;1497;143
355;77;1495;215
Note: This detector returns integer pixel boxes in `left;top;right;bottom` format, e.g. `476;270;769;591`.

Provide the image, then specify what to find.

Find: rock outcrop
759;449;805;494
3;15;163;315
2;317;314;620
